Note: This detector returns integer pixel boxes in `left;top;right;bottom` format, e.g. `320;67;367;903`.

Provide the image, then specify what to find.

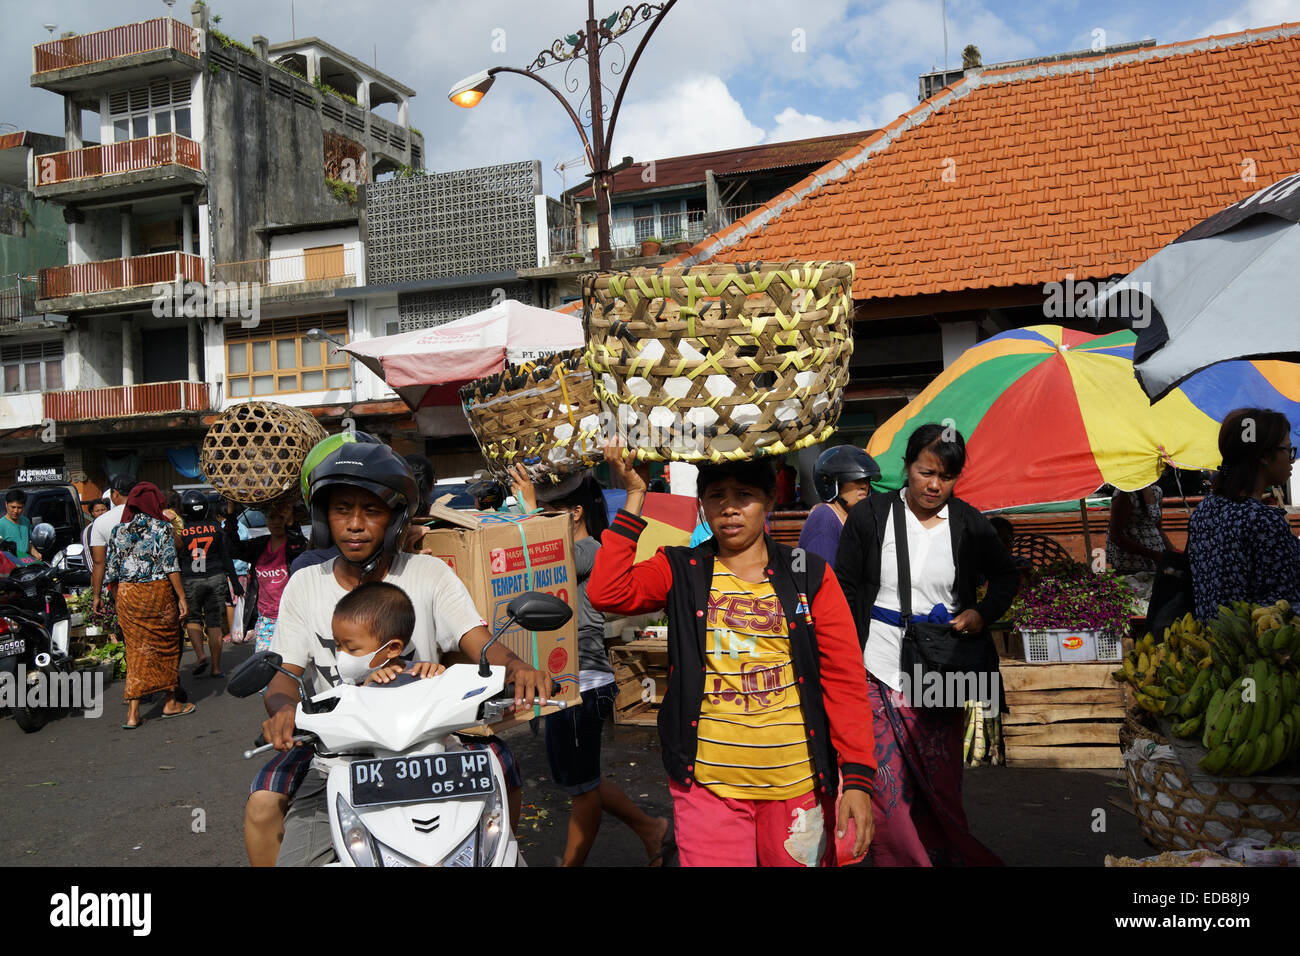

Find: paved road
0;641;1154;867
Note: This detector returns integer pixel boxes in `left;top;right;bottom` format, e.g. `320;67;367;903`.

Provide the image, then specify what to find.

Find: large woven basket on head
583;261;854;462
460;349;604;485
200;400;327;505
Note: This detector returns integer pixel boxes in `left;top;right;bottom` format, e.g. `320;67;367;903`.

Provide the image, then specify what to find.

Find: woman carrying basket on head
588;442;876;867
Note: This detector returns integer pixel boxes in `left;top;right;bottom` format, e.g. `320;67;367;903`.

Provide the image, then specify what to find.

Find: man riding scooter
254;442;550;866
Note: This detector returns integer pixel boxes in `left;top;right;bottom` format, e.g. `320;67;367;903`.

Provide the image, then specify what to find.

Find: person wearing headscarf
104;482;194;728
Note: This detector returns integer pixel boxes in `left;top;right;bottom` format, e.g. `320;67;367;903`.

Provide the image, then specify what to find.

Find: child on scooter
332;581;445;685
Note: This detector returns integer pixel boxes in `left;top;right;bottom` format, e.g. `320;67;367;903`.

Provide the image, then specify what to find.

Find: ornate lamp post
449;1;678;271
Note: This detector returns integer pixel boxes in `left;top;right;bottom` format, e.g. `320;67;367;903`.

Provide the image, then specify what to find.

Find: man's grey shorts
275;768;336;867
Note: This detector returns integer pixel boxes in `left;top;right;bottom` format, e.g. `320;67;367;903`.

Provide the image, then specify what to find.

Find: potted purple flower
1008;561;1136;663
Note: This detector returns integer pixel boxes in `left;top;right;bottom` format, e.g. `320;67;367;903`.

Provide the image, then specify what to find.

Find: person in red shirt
589;443;876;867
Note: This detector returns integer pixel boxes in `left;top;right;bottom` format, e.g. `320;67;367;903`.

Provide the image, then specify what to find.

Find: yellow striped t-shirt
695;565;815;800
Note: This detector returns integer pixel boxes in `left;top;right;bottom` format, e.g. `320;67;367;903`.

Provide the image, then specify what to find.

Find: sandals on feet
161;703;196;719
193;659;209;676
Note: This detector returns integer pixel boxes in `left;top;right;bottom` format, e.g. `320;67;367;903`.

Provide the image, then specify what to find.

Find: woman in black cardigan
835;423;1019;866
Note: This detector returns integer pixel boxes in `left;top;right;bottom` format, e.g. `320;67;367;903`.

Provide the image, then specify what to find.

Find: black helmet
308;443;417;575
814;445;881;503
181;489;209;520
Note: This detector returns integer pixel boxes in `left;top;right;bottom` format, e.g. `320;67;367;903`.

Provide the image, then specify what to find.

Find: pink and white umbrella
342;300;584;434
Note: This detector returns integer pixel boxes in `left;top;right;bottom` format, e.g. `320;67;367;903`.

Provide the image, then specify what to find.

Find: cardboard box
419;504;580;731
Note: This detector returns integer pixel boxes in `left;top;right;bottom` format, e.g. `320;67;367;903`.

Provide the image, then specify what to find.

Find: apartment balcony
0;281;66;336
32;133;203;201
32;18;201;94
43;380;216;425
211;244;360;301
37;251;204;313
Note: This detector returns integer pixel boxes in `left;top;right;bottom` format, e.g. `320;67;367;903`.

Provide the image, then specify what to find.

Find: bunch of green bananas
1112;614;1215;717
1198;656;1300;775
1114;601;1300;776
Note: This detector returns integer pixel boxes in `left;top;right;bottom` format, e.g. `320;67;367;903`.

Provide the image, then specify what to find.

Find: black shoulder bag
893;497;987;679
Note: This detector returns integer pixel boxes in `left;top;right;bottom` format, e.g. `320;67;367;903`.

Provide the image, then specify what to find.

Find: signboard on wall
18;467;64;482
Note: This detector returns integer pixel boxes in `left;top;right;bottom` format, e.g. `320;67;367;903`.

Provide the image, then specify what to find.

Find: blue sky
3;0;1296;196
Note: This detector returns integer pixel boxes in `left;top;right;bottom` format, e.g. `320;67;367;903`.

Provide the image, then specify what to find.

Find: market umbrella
862;325;1300;518
341;300;584;433
1088;171;1300;400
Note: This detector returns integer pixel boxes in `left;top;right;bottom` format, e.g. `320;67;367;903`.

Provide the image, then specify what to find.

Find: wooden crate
1001;661;1125;769
609;637;667;727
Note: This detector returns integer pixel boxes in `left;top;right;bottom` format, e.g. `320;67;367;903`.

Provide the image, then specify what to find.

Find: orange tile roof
677;23;1300;303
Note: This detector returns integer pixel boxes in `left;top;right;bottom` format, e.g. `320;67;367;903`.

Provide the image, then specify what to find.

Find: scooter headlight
334;794;380;867
477;779;506;866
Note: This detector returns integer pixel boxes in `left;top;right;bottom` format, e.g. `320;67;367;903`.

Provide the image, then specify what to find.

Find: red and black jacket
589;509;876;796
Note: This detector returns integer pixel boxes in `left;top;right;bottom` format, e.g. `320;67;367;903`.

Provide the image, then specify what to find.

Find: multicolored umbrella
865;325;1300;512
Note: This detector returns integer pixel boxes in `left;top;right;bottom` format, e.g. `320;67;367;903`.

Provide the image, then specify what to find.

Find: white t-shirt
864;489;958;691
272;552;487;697
89;504;126;550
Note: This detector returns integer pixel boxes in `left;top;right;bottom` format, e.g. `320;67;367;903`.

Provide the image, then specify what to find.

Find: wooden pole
1080;497;1094;564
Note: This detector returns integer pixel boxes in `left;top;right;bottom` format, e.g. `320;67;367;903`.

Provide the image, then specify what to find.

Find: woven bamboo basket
460;349;604;485
1124;738;1300;850
200;400;327;505
583;261;854;462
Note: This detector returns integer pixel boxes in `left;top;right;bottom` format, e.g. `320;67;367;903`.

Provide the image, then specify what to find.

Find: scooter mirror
30;523;56;555
229;650;285;698
507;591;573;633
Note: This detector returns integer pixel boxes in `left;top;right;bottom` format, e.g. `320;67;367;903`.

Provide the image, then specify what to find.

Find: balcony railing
44;380;215;422
211;245;359;287
0;281;38;327
33;18;200;74
548;204;768;257
35;133;201;186
39;251;204;299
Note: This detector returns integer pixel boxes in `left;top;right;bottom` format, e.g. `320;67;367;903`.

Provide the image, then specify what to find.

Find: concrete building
15;4;424;497
524;132;874;308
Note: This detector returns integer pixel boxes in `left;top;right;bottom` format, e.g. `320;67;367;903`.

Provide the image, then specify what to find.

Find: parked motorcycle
0;524;93;733
230;590;572;867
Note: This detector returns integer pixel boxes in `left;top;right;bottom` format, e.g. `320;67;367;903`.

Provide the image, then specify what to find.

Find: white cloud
608;75;764;162
1205;0;1300;34
765;107;865;142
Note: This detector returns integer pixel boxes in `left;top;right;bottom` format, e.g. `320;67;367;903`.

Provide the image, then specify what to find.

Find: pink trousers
669;779;838;867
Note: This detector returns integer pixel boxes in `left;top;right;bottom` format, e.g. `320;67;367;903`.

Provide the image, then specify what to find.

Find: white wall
941;321;979;368
0;393;45;430
266;228;360;284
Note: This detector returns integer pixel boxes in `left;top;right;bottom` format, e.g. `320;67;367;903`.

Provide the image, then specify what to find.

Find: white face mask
335;643;397;685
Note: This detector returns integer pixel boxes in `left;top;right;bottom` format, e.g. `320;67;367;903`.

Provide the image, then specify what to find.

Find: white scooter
230;591;572;867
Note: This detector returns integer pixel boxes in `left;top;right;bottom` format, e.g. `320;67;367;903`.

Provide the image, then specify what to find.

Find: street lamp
307;327;357;413
448;0;678;271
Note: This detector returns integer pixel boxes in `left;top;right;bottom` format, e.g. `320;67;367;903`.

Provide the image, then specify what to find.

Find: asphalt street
0;640;1154;867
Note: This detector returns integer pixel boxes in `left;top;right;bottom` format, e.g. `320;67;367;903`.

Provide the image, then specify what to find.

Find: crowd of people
11;401;1297;867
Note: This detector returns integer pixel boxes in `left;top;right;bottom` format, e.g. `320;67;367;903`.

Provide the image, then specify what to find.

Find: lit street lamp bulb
451;89;485;109
447;70;494;109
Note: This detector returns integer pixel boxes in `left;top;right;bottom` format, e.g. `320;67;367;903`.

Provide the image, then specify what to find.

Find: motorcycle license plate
350;750;494;808
0;637;25;657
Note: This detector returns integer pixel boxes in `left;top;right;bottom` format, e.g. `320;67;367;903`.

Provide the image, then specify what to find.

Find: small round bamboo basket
1124;736;1300;850
200;400;327;505
460;349;604;485
583;261;854;462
